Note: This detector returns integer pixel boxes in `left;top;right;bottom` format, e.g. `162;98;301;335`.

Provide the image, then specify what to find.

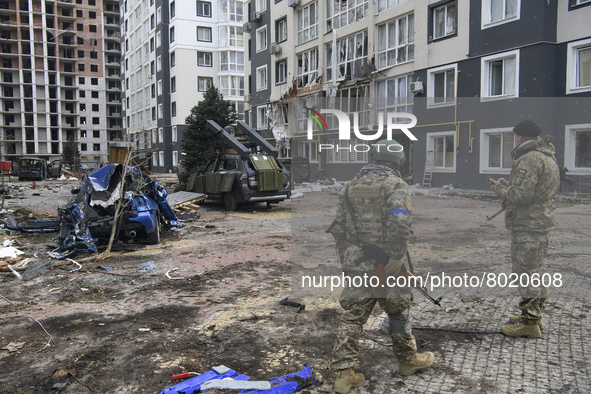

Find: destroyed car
186;120;291;211
12;157;61;181
58;164;179;248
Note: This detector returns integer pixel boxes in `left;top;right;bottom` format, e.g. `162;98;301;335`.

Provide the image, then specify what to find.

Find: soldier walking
490;120;560;338
330;140;434;393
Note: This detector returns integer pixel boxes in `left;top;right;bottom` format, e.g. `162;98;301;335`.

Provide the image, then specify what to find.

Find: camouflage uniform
330;165;417;370
493;136;560;324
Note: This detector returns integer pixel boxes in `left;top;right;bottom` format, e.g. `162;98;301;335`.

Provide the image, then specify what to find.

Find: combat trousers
511;230;549;324
330;285;416;371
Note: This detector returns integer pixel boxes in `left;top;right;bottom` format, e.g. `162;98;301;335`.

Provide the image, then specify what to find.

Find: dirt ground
0;180;589;393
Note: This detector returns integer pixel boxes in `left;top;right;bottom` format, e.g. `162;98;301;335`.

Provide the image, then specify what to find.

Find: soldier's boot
398;352;435;376
500;322;542;338
333;368;365;394
508;315;544;330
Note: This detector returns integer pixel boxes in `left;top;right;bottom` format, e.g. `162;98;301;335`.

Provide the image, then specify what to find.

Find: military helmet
370;139;405;169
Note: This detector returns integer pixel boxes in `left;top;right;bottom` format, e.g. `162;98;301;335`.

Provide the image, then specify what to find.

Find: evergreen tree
62;139;81;169
181;86;237;173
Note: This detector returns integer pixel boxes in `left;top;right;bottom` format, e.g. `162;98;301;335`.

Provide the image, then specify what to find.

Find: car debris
280;297;306;313
53;164;179;258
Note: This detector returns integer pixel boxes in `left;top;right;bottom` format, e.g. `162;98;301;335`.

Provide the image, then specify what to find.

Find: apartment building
244;0;591;190
121;0;246;173
0;0;121;167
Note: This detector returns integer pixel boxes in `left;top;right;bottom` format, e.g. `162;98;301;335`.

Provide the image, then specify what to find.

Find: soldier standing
490;120;560;338
330;140;434;394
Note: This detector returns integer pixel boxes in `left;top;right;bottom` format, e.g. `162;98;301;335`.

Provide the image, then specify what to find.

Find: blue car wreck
57;164;179;254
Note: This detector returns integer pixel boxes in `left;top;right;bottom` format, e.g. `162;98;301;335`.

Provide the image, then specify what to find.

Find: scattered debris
2;342;25;352
280;297;306;313
0;246;24;260
165;267;183;280
138;261;155;273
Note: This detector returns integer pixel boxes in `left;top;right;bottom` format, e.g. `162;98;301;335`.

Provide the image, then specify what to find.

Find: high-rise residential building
121;0;246;174
0;0;122;167
244;0;591;191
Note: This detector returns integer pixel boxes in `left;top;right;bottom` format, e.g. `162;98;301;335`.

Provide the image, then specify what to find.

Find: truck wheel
224;193;237;211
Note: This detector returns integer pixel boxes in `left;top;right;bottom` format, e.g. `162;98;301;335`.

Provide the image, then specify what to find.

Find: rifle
486;200;506;221
326;220;442;306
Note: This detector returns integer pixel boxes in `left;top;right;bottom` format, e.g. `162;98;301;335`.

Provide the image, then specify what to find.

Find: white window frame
427;63;457;108
327;0;368;31
565;123;591;174
152;152;158;166
256;65;268;91
159;151;165;167
256;0;267;13
276;17;287;43
479;128;515;174
156;6;161;24
376;74;414;114
197;1;212;17
276;59;287;85
158;127;164;143
220;0;243;22
481;0;520;29
426;131;456;173
256;26;267;53
298;140;318;163
197;26;212;42
219;25;244;47
172;150;179;166
219;75;244;96
172;126;177;142
198;51;212;67
157;79;162;96
297;2;318;44
335;30;368;80
257;105;268;130
220;51;244;72
376;13;414;70
377;0;410;13
566;38;591;94
480;49;519;101
157;55;162;71
156;31;161;47
198;76;213;92
432;1;456;40
326;139;368;163
157;104;163;119
296;47;318;88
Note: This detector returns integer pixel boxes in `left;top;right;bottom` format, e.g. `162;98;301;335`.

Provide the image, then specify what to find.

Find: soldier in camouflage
490;120;560;339
330;140;434;394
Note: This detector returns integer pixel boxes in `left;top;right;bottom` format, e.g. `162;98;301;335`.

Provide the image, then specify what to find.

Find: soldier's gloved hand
385;258;404;276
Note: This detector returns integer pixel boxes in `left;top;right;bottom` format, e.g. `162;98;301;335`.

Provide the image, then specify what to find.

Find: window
78;50;84;58
326;139;368;163
565;124;591;173
171;77;176;92
89;25;97;33
78;63;85;72
77;23;83;31
157;6;162;24
158;127;164;143
482;0;519;28
299;141;318;163
170;27;175;42
256;0;267;13
156;31;161;47
91;91;99;98
197;26;212;42
152;152;158;166
197;1;212;17
172;102;176;117
332;30;367;80
198;76;213;91
80;103;86;111
173;151;179;167
93;130;100;138
90;64;98;72
431;2;456;40
157;55;162;71
480;128;514;173
276;59;287;84
80;91;86;98
93;143;100;152
219;26;243;46
81;143;87;151
257;106;268;129
151;84;155;98
326;0;368;31
427;132;455;171
172;126;177;142
297;2;318;44
377;14;414;69
220;51;244;71
219;75;244;96
150;37;154;52
220;0;243;22
93;117;100;125
276;17;287;43
90;51;98;59
256;65;268;91
427;64;457;107
92;104;99;111
159;151;164;166
377;0;409;12
377;74;414;115
296;47;318;88
157;79;162;95
91;78;98;85
567;38;591;94
256;26;267;52
171;1;175;17
481;49;519;99
158;104;163;119
198;52;213;66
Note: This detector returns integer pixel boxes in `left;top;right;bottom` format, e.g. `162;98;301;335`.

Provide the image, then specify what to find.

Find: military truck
186;120;291;210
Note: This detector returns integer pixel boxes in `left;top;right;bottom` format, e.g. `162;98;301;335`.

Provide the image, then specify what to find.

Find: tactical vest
345;175;388;244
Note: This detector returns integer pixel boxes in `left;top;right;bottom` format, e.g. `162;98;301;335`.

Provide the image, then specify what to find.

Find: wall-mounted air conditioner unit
409;81;423;93
271;44;282;56
288;0;300;7
243;22;251;32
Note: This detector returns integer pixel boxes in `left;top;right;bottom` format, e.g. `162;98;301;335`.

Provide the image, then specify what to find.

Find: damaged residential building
243;0;591;191
0;0;123;167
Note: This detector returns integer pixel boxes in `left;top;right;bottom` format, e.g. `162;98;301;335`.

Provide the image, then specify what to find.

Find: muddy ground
0;180;590;393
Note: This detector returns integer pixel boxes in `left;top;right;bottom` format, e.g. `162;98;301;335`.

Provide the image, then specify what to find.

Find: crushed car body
54;164;179;257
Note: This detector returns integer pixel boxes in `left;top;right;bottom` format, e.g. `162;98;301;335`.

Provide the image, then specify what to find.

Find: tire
146;212;161;245
224;193;238;211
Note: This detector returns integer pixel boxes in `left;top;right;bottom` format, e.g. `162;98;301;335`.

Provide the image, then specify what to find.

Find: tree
181;85;237;174
62;139;80;169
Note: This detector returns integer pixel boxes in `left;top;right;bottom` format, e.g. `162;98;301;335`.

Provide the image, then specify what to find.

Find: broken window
575;130;591;168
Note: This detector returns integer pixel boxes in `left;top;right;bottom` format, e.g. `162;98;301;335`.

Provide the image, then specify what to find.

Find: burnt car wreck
56;164;179;256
